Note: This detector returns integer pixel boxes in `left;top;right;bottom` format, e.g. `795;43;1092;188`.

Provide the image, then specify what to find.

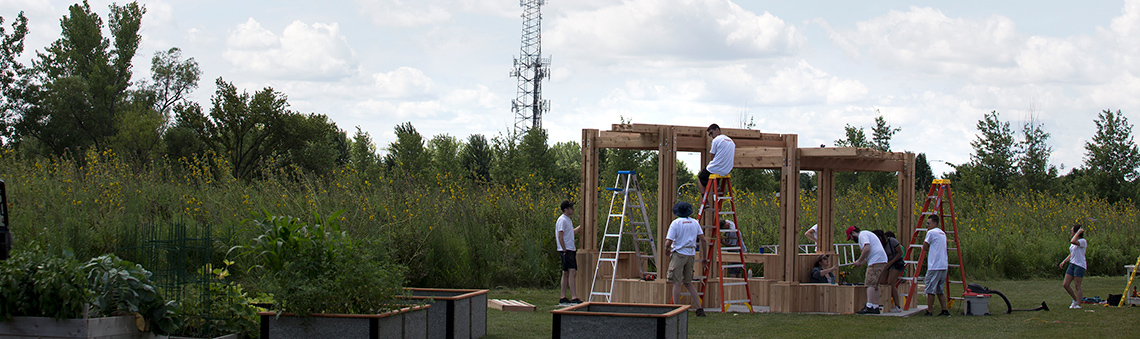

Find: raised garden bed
551;302;688;339
258;305;430;339
402;288;488;339
0;315;155;339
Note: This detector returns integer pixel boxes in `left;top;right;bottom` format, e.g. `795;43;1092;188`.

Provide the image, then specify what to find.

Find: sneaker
695;308;706;317
938;310;951;317
890;306;903;313
923;311;933;316
856;306;880;314
570;298;583;304
1070;304;1081;309
559;298;570;305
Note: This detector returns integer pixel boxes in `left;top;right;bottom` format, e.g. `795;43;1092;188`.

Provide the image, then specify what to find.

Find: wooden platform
488;299;536;312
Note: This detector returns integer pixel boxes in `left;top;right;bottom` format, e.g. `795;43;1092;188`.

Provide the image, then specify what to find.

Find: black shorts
698;169;711;187
890;260;905;272
561;251;577;271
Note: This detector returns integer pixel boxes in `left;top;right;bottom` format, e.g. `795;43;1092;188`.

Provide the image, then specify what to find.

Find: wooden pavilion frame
575;123;917;313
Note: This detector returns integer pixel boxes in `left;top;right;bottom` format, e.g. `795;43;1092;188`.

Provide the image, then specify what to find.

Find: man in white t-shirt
847;225;888;314
556;200;581;305
698;124;736;196
922;215;950;316
665;202;709;317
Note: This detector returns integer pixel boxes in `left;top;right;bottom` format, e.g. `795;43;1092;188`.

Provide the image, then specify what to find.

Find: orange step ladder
692;174;754;313
902;179;969;310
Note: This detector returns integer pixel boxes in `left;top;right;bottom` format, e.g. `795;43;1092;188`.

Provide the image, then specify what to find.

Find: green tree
870;115;900;152
1016;117;1057;192
427;134;462;180
0;12;30;146
112;47;200;164
349;127;382;180
20;1;144;156
962;111;1017;193
460;134;493;183
280;114;348;176
176;78;327;180
383;122;429;182
518;128;556;182
1082;109;1140;203
550;141;581;190
915;153;935;192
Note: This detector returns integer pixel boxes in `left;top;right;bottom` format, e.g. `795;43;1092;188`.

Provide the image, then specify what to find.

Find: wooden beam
799;158;905;172
596;131;659;150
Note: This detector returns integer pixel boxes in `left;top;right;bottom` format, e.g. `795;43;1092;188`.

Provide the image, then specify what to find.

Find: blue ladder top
618;170;636;174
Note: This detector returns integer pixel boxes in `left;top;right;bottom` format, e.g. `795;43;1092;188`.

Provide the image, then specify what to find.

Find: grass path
485;276;1140;338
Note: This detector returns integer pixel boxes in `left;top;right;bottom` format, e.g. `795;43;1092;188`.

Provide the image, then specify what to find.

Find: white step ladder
589;170;658;302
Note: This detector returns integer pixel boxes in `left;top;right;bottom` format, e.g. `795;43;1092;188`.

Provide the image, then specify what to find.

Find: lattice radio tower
511;0;551;133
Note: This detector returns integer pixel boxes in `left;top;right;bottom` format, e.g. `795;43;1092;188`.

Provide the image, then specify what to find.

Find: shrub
0;245;88;320
83;254;180;334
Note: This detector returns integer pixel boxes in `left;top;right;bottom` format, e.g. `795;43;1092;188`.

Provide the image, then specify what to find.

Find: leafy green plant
176;261;261;338
0;245;88;320
243;210;408;316
84;254;180;335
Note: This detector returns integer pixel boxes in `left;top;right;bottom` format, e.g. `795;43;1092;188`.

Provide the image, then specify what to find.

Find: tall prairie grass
2;150;1137;286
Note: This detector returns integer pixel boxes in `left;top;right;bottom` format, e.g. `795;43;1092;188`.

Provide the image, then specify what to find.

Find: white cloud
224;18;359;81
355;0;451;27
546;0;802;63
372;67;433;99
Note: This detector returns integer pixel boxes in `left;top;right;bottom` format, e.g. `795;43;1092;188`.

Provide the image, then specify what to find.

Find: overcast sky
5;0;1140;176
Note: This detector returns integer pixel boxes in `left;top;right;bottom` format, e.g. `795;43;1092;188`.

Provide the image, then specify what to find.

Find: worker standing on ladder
665;202;708;317
922;215;951;316
698;124;735;200
556;200;582;305
847;225;888;314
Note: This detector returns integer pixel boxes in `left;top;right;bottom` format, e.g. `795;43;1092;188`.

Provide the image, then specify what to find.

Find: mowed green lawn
486;276;1140;338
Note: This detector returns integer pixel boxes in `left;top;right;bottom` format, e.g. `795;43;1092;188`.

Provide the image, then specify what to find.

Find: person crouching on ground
665;202;709;316
847;225;888;314
556;200;581;305
1060;224;1087;309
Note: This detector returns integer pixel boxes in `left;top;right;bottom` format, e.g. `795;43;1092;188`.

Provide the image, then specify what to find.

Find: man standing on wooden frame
665;202;709;316
556;200;582;305
698;124;735;197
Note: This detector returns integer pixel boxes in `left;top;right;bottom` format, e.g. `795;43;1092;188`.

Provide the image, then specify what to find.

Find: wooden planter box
402;288;488;339
0;315;155;339
551;303;688;339
259;305;430;339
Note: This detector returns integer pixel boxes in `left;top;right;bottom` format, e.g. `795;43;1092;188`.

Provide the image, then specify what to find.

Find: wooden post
581;129;600;251
816;169;834;252
778;135;800;283
657;126;677;303
896;153;916;249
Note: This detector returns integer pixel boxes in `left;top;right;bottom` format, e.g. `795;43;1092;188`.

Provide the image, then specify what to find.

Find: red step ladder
693;174;754;313
902;179;969;310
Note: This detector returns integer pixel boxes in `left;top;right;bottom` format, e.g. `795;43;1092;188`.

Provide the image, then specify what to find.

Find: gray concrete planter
258;305;430;339
402;288;488;339
0;315;156;339
551;303;688;339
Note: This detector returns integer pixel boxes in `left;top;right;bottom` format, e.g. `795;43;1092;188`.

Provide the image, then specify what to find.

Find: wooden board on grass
488;299;536;312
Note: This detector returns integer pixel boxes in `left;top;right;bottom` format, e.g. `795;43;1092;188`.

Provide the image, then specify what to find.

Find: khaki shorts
667;253;695;283
865;263;886;286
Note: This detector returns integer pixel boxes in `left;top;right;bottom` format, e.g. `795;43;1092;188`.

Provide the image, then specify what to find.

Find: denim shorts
1065;263;1086;278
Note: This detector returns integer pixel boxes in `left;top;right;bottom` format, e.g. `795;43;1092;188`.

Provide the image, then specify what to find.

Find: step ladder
694;174;754;313
901;179;969;310
589;170;659;302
